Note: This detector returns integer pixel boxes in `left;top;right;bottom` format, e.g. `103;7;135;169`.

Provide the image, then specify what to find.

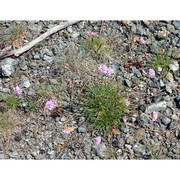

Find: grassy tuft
5;95;22;108
1;23;27;49
81;35;112;59
80;80;131;135
151;50;173;77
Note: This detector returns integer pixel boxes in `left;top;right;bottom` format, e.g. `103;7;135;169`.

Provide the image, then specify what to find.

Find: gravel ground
0;20;180;159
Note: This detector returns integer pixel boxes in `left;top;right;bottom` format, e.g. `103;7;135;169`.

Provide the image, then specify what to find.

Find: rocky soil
0;20;179;159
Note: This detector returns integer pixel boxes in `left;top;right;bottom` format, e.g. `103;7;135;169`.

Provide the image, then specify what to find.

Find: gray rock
150;42;160;54
78;117;86;125
125;144;132;151
60;116;67;122
169;121;177;130
171;114;179;121
172;21;180;30
8;151;19;158
71;32;80;39
130;23;136;33
111;63;120;74
123;72;132;79
0;152;5;159
172;49;180;59
169;61;179;71
167;24;176;34
130;66;142;78
94;143;112;159
156;30;169;40
67;26;73;33
124;79;132;87
33;53;40;59
26;154;34;159
43;55;53;63
0;58;19;77
165;83;173;94
22;80;31;88
78;126;86;133
145;101;168;113
162;117;171;125
53;137;64;145
159;79;165;87
140;113;151;123
136;24;145;35
48;150;56;158
19;60;28;71
133;143;146;154
142;20;150;28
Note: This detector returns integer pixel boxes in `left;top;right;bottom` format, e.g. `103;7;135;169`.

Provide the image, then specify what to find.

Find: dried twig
0;20;81;60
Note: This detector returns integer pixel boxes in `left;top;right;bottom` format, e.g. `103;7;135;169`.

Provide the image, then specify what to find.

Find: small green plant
0;112;12;131
81;35;111;59
0;110;17;133
27;99;37;111
1;23;26;48
147;143;168;159
80;81;131;134
5;95;22;108
151;50;173;77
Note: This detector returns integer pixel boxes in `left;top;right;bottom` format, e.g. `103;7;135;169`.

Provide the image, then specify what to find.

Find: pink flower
152;111;158;121
95;136;101;145
158;67;162;72
13;86;23;95
87;31;96;36
63;129;71;134
98;64;108;74
149;68;155;78
106;67;114;76
140;37;145;44
98;64;114;76
45;100;57;110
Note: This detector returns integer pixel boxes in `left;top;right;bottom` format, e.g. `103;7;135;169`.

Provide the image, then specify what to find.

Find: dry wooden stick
0;20;81;59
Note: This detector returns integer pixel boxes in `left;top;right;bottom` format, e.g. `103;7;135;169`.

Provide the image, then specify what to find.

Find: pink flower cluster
140;37;145;44
63;129;71;134
98;64;114;76
13;86;23;95
45;100;57;110
149;67;162;77
152;111;158;121
87;31;96;36
95;136;101;145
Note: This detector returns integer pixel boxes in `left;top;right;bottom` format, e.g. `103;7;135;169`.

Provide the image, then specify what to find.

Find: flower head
45;100;57;110
149;68;155;78
152;111;158;121
63;129;71;134
140;37;145;44
95;136;101;145
158;66;162;73
98;64;114;76
13;86;23;95
87;31;96;36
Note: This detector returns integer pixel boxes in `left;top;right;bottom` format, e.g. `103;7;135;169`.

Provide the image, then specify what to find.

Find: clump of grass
5;95;22;108
81;35;112;59
27;98;37;111
80;81;131;135
0;112;13;132
151;50;173;77
1;23;27;49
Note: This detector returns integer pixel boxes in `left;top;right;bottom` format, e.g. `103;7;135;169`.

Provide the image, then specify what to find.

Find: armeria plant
80;65;131;135
81;31;111;59
151;50;173;77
